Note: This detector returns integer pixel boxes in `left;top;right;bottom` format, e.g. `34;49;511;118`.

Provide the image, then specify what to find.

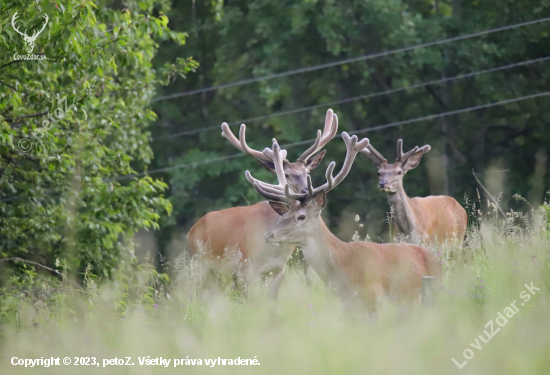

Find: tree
151;0;550;246
0;0;197;280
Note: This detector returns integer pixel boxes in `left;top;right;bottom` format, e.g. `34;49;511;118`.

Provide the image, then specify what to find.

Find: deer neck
300;218;344;289
387;184;417;237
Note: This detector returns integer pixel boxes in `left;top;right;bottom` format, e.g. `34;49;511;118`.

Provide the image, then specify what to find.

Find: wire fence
152;16;550;101
119;90;550;180
152;55;550;141
4;19;550;201
2;89;548;202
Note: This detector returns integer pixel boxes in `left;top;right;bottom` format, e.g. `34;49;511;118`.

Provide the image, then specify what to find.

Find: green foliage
0;0;196;279
0;250;170;327
151;0;550;247
1;213;549;374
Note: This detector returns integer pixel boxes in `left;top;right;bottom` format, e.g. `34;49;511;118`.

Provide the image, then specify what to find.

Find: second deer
249;133;442;311
360;139;467;246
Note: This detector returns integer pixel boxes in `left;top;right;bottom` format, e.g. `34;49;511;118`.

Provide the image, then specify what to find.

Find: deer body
187;202;294;299
387;191;467;244
362;139;467;246
288;214;442;306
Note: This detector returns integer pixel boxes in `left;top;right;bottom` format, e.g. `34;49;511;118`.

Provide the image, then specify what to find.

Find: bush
0;0;197;280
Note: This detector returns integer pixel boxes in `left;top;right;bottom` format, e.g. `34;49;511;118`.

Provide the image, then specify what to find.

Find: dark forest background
1;0;549;280
149;0;550;256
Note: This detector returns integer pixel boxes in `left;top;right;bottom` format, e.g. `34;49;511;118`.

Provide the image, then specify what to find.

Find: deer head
221;109;338;194
247;132;369;245
360;139;431;193
12;11;49;54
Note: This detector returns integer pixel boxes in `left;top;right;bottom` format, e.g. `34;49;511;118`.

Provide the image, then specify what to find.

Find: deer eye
297;215;306;221
397;170;402;175
377;172;381;176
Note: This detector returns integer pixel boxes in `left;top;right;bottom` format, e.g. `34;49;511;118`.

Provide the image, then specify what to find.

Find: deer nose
379;180;387;188
265;232;275;241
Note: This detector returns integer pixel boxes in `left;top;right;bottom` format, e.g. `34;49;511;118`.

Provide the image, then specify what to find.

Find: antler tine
419;145;431;153
262;141;288;187
297;109;339;163
401;146;419;162
396;139;404;161
221;122;272;162
312;132;370;195
323;109;336;137
284;184;308;200
317;111;339;149
359;142;388;165
245;140;292;202
221;122;245;152
396;139;420;163
282;173;314;201
239;123;275;162
297;129;322;163
306;174;314;196
245;170;284;193
315;162;336;195
253;182;294;204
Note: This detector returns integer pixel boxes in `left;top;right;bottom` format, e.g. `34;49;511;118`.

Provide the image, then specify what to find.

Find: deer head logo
11;11;49;54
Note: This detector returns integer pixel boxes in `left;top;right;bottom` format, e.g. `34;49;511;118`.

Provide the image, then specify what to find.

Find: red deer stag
360;139;467;246
187;109;338;299
250;133;442;311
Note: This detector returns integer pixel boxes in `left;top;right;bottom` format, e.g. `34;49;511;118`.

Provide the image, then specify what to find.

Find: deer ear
403;145;431;170
312;190;327;210
306;150;327;170
256;158;276;173
269;201;290;216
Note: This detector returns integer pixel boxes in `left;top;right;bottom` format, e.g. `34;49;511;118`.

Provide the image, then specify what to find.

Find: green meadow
2;205;549;375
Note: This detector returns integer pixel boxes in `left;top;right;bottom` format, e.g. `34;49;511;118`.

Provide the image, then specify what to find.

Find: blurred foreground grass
1;205;549;375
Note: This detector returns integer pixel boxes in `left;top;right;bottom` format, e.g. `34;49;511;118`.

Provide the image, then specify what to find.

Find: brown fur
265;194;442;311
188;202;277;258
361;141;468;245
318;220;442;308
406;195;468;244
187;202;296;299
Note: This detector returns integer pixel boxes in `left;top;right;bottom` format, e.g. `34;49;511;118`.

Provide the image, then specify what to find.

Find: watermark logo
17;138;34;153
12;11;48;60
18;96;77;153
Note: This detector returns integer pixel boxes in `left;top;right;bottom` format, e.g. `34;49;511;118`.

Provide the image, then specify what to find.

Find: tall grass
1;202;549;374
